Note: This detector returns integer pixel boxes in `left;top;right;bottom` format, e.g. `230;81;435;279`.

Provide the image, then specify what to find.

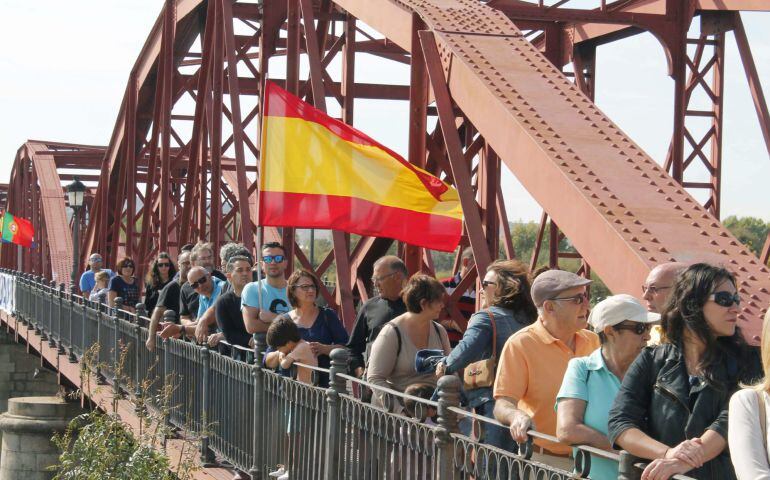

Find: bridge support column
0;397;78;480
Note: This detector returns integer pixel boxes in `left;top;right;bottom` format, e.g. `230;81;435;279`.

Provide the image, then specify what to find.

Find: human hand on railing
145;336;156;352
207;332;223;347
435;362;446;377
665;438;705;468
641;457;693;480
159;322;181;339
194;321;208;343
508;410;533;443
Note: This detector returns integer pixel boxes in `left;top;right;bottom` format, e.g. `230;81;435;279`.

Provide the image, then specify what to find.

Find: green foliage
51;411;174;480
722;215;770;256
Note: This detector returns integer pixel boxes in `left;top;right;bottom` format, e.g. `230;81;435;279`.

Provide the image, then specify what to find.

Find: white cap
589;294;660;331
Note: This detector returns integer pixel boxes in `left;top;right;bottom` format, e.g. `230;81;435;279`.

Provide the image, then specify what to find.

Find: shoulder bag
462;310;497;390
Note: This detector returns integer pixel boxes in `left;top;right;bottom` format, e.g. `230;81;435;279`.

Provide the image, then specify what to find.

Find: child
403;382;438;424
266;317;317;385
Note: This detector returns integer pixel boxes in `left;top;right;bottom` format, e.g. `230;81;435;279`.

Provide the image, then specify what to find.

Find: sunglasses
293;284;317;292
122;263;134;268
189;276;208;289
551;292;588;305
157;263;171;268
262;255;285;264
613;322;653;335
709;291;741;308
642;284;671;295
481;280;496;288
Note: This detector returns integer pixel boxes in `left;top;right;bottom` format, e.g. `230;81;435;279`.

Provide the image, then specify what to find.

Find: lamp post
66;177;86;289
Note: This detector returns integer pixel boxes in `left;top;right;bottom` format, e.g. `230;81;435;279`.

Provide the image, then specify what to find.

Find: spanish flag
259;82;463;252
0;212;34;248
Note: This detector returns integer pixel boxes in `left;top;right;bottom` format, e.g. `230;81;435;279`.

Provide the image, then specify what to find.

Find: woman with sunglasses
555;295;657;480
608;263;756;480
142;252;177;313
108;257;140;313
264;269;348;387
434;259;537;451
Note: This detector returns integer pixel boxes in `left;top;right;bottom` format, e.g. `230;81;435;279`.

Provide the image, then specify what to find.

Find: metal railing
1;270;695;480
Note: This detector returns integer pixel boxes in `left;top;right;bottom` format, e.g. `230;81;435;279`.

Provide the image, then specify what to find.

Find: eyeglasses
262;255;285;264
293;284;317;292
642;284;671;295
371;271;398;283
481;280;496;288
613;322;653;335
157;263;171;268
709;291;741;308
122;263;134;268
550;292;588;305
189;276;208;289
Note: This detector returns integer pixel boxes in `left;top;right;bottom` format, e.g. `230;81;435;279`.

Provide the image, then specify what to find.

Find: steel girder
14;0;769;337
1;141;106;283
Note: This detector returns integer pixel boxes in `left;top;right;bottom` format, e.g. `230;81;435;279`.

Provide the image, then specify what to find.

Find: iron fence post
136;303;147;326
95;298;106;384
618;451;642;480
249;333;267;479
113;297;123;395
323;348;350;480
39;279;49;341
33;276;43;335
79;294;87;357
57;284;66;355
435;375;462;480
163;337;172;434
200;346;215;465
134;304;145;402
67;285;77;362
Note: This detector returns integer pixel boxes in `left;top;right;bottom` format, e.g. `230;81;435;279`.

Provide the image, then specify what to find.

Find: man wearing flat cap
493;269;600;468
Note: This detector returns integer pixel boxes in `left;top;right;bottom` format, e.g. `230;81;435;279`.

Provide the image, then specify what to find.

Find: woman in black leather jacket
608;263;757;480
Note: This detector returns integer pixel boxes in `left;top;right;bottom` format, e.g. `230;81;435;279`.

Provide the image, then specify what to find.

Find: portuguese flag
259;81;463;252
1;212;34;248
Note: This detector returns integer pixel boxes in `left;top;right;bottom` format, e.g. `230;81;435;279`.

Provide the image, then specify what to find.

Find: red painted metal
5;0;770;338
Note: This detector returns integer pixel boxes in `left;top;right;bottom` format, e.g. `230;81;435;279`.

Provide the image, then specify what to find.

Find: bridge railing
2;269;695;480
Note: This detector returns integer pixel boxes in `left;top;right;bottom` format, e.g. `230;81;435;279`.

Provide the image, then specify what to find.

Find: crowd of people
78;243;770;480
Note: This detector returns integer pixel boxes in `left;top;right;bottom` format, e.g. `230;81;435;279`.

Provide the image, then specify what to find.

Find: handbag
462;310;498;390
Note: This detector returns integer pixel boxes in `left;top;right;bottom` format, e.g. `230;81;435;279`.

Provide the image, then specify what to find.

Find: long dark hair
660;263;747;388
145;252;177;288
486;259;537;324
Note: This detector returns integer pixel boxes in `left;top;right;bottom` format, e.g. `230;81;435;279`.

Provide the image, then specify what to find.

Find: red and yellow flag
1;212;34;248
259;82;463;252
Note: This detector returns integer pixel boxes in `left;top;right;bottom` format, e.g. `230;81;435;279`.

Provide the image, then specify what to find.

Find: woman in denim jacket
436;259;537;450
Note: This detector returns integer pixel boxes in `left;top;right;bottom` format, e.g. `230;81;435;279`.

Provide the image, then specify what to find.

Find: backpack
390;321;443;357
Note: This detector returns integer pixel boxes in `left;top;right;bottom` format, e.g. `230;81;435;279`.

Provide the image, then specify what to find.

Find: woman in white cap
555;294;657;480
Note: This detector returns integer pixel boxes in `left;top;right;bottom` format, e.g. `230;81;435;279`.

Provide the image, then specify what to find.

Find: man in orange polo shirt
493;269;600;468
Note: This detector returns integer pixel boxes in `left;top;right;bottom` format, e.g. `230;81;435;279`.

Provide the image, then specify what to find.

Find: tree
722;215;770;257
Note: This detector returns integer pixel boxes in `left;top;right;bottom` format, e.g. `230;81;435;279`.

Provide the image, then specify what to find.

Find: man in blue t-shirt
79;253;114;297
160;266;224;342
242;242;290;334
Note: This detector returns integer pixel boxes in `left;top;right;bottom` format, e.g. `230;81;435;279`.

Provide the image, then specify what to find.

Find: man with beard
242;242;290;334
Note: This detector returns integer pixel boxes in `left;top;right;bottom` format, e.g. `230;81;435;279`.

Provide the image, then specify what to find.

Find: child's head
94;270;110;287
403;383;437;420
266;317;301;354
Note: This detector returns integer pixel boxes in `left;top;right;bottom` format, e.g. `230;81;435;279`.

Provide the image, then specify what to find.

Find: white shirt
729;388;770;479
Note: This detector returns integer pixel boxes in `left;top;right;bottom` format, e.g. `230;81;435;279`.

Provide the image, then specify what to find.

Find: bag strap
757;390;768;454
487;309;498;360
391;324;403;358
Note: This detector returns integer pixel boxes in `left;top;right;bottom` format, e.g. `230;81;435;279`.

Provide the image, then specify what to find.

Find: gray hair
219;242;252;267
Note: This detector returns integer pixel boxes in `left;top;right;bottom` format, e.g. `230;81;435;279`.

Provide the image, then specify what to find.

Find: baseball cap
531;270;592;307
589;294;660;331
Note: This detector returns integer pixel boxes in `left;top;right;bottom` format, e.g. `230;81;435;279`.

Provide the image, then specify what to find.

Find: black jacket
608;343;747;480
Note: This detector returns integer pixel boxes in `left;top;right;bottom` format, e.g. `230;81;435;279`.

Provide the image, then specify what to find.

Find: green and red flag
1;212;34;248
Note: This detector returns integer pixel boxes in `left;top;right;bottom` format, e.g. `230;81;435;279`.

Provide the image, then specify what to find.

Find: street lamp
66;177;86;288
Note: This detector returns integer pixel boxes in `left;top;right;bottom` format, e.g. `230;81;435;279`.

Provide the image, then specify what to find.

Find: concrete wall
0;329;60;412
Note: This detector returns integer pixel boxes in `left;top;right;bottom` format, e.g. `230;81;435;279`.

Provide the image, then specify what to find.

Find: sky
0;1;768;224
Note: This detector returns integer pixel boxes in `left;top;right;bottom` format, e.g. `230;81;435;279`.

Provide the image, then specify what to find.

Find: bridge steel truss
2;0;770;338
